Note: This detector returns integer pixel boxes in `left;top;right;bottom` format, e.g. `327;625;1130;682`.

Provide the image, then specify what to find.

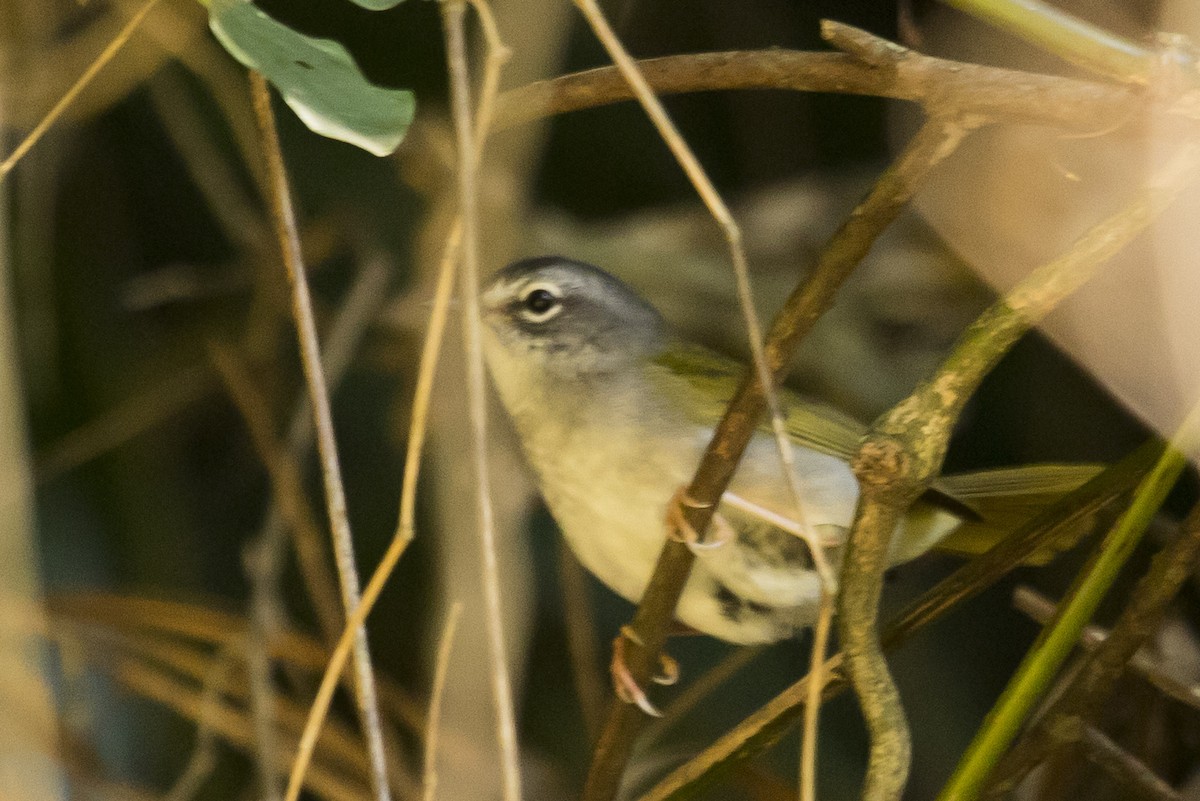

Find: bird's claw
651;652;680;686
666;487;733;552
610;626;680;717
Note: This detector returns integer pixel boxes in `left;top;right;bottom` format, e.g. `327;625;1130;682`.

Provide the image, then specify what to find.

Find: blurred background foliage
2;0;1198;800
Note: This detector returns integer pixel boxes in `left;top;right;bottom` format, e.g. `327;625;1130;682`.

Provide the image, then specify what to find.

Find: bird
479;256;1096;651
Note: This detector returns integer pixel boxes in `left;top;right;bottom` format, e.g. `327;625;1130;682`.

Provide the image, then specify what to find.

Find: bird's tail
894;464;1105;566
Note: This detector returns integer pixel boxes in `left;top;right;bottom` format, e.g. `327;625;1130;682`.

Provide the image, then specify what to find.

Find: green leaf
209;0;415;156
345;0;406;9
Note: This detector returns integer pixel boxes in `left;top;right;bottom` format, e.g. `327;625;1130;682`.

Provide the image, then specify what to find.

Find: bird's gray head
481;257;667;393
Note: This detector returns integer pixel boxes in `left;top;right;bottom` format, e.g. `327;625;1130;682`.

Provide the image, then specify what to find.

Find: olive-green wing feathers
651;342;1103;564
651;343;865;459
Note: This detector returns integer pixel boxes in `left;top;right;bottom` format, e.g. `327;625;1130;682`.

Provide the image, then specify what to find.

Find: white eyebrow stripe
521;280;564;298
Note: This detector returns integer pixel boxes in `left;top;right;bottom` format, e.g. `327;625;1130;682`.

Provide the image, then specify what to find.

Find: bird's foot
666;487;734;552
610;625;680;717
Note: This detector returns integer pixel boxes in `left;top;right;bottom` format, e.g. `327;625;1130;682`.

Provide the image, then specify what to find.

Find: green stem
936;403;1200;801
942;0;1156;83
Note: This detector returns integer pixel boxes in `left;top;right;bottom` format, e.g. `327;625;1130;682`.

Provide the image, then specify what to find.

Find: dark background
9;0;1194;799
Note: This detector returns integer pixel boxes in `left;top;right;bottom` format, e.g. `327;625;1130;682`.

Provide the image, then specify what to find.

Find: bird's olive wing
650;343;865;459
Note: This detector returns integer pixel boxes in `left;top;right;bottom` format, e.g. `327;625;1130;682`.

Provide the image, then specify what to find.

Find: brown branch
493;25;1142;134
837;496;911;801
982;500;1200;797
440;3;523;801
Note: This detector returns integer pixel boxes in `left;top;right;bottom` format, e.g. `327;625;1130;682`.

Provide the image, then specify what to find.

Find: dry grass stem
393;0;506;544
800;594;834;801
164;646;239;801
250;72;391;801
272;1;510;798
35;366;213;483
147;69;271;258
440;2;523;800
395;220;460;544
44;592;421;730
211;261;411;797
0;0;163;182
210;343;343;642
210;344;306;801
51;595;421;797
275;257;395;645
423;602;464;801
116;658;367;801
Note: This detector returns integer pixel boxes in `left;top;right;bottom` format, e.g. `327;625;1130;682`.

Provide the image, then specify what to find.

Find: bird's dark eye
518;286;562;322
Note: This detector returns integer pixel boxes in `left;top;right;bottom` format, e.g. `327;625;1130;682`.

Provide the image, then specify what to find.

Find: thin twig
1078;725;1182;801
250;72;391;801
210;343;342;644
1012;586;1200;713
978;490;1200;798
440;3;523;800
254;255;394;649
230;256;417;793
244;580;283;801
569;0;835;588
210;342;340;801
0;0;163;182
836;491;912;801
423;602;464;801
564;24;845;798
800;596;833;801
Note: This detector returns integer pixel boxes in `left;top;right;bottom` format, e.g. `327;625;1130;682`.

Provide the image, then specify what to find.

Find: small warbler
480;256;1095;646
